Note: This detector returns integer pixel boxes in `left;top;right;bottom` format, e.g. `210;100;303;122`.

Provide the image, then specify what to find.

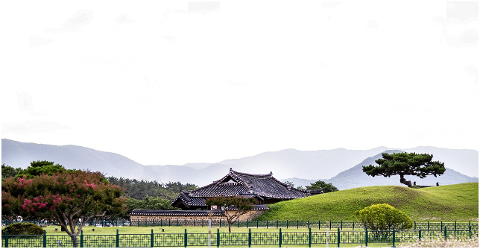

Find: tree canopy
107;176;197;200
2;165;126;246
2;164;22;180
125;196;179;214
15;160;75;179
362;152;446;187
306;180;338;193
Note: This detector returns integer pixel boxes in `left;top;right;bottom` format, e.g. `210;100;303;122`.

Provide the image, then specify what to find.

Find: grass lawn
258;183;478;222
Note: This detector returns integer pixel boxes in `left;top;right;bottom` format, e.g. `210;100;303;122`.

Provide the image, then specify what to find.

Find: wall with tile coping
130;210;266;226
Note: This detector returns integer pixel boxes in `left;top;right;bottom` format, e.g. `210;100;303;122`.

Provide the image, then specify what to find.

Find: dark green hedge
2;222;44;236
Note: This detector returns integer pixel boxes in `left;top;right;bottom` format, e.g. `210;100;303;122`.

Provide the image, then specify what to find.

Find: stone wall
130;210;266;226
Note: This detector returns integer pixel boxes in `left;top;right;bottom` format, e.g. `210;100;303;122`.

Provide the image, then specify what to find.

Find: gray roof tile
172;169;313;208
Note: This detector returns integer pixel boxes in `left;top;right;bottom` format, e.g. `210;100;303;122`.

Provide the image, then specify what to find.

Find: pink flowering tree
2;170;126;246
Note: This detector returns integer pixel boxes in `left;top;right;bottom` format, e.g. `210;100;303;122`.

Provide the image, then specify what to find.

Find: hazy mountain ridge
326;151;478;190
1;139;146;179
2;139;478;188
213;147;391;180
282;150;478;190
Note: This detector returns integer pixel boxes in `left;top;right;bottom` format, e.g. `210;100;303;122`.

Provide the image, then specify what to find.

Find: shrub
356;203;413;230
2;223;44;236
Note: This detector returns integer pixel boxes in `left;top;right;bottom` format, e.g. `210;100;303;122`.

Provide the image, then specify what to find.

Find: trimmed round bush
2;223;44;236
356;203;413;230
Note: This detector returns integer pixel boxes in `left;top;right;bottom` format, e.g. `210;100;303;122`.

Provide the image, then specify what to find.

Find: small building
130;168;322;225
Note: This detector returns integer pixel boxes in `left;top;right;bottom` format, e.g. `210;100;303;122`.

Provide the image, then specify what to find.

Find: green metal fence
2;226;478;247
128;219;479;231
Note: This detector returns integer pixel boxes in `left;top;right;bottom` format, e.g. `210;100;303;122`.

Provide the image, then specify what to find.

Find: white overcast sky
1;0;479;166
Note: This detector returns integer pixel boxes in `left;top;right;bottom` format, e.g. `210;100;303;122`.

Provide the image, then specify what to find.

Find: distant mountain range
2;139;478;189
304;150;477;190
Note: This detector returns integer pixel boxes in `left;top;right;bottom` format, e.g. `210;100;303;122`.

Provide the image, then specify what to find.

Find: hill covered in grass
258;183;478;222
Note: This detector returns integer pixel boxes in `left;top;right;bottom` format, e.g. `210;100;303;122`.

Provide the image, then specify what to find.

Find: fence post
469;225;472;238
444;226;447;240
441;221;443;231
184;229;187;248
337;227;340;248
279;228;282;248
319;220;321;230
43;230;47;248
427;221;430;231
80;230;84;248
248;228;251;248
414;221;416;231
365;227;368;247
297;220;299;229
5;229;8;248
151;229;154;247
287;220;289;229
419;228;421;241
308;227;311;248
216;228;220;248
392;226;396;248
330;220;332;230
116;229;119;248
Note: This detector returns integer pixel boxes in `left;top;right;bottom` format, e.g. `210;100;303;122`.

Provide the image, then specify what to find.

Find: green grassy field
258;183;478;222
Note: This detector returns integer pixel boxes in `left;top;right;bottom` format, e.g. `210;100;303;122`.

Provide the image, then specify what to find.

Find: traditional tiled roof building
130;169;322;225
171;168;321;210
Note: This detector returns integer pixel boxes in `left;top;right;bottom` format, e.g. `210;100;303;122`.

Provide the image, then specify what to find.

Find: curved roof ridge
228;170;252;189
189;175;232;194
194;168;247;191
230;168;273;178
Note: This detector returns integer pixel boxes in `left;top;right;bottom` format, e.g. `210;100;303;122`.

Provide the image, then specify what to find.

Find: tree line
106;176;198;212
106;176;197;200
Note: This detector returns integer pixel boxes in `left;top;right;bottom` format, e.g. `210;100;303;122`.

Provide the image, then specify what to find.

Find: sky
1;0;479;166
